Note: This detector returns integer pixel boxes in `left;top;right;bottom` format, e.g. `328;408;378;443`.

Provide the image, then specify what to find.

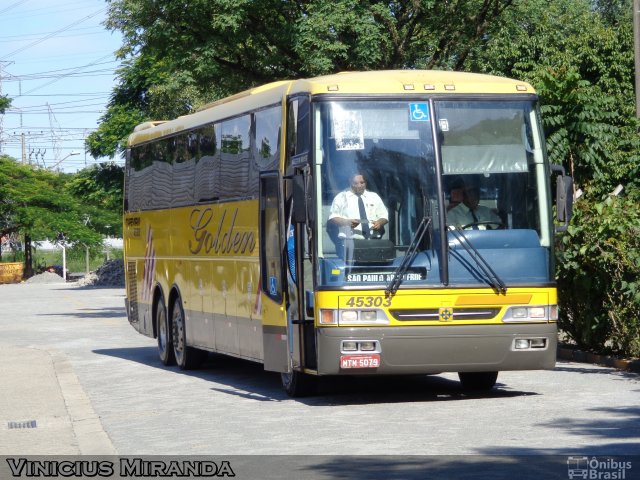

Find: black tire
281;370;317;397
171;296;207;370
458;371;499;391
156;295;175;366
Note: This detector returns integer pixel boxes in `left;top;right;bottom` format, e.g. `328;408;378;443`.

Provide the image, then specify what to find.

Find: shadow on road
42;306;127;319
92;346;540;406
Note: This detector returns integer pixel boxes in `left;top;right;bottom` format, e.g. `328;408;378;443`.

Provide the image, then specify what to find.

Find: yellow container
0;262;24;284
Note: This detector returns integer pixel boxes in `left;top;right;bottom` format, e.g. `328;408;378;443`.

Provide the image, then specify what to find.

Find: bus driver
447;184;502;228
328;173;388;248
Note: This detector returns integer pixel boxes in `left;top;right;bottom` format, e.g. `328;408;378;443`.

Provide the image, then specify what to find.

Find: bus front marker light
360;310;377;322
550;305;558;320
320;309;337;325
514;339;530;350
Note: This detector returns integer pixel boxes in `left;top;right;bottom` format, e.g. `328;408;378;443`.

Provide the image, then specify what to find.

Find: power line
21;54;115;96
0;7;106;60
0;25;105;42
3;61;118;80
0;0;29;16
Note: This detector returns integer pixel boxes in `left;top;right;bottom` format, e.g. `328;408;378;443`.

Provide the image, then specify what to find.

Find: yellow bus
124;70;573;396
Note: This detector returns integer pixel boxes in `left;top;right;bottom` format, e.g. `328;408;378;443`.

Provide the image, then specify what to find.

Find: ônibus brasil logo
567;456;632;479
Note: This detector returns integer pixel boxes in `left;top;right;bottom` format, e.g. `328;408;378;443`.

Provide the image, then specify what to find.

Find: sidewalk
0;346;117;455
557;344;640;373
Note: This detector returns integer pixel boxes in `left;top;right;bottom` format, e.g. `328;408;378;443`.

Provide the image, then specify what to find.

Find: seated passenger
447;185;501;228
328;174;388;250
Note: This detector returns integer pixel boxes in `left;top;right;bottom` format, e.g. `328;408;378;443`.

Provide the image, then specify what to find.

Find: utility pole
21;133;26;163
635;0;640;118
0;61;15;154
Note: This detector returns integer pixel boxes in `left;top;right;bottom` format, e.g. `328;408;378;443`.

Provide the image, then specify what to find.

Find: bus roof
128;70;535;146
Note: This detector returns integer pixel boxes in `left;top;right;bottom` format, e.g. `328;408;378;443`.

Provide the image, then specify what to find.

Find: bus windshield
314;99;553;289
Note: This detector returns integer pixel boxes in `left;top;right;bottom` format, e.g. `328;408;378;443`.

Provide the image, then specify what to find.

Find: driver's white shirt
329;189;387;238
447;203;501;228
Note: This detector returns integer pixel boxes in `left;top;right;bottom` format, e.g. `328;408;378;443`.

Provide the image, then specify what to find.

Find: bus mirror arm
551;164;574;232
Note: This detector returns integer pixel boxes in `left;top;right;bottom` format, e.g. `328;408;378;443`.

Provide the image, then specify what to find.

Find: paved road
1;283;638;478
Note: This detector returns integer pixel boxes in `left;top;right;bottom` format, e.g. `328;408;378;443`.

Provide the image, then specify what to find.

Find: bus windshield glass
314;99;553;289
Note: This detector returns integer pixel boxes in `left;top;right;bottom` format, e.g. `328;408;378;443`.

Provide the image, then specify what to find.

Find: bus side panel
169;202;263;360
236;259;263;360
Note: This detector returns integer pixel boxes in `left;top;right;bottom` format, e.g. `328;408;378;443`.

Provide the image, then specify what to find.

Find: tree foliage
0;157;99;244
0;95;11;114
556;187;640;357
65;162;124;237
0;157;124;274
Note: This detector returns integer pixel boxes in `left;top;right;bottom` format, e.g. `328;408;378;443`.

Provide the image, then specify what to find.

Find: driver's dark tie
357;195;370;238
471;209;479;229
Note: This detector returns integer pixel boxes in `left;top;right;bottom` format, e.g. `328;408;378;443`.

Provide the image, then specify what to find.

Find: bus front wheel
458;371;498;391
281;370;316;397
156;295;175;366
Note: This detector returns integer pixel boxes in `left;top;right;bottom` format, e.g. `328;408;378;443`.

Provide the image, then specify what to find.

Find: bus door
259;172;290;372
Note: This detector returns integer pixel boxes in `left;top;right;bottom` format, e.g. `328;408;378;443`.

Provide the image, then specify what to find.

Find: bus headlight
360;311;377;322
338;309;390;325
341;311;358;322
503;305;556;322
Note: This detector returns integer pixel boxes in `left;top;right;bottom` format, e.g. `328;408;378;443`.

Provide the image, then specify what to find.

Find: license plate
340;354;381;369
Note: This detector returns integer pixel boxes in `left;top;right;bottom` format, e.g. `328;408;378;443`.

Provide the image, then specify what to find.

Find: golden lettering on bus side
189;207;256;255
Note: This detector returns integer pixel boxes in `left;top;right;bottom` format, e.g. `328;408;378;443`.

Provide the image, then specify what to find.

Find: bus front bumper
315;323;557;375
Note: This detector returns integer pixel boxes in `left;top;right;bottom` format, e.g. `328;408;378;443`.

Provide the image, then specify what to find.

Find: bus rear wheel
458;371;498;391
171;297;207;370
281;370;317;397
156;295;175;366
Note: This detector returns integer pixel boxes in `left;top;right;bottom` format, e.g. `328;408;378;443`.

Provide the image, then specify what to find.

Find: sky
0;0;123;172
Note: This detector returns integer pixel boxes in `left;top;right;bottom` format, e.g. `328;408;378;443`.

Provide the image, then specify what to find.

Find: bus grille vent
390;308;501;321
126;261;139;323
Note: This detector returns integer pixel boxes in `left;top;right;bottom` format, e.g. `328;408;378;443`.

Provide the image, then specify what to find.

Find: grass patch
1;246;123;273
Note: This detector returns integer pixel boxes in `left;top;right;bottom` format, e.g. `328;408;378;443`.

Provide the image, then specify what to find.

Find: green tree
65;162;124;237
556;187;640;357
0;157;104;275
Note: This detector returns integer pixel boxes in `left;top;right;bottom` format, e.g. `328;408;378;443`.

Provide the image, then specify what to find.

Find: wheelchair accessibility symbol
409;103;430;122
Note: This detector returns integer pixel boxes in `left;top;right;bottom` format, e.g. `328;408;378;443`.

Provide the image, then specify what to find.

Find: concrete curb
557;345;640;373
50;351;118;455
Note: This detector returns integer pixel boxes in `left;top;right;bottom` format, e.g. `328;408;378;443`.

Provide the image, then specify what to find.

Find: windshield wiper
385;215;432;297
449;227;507;294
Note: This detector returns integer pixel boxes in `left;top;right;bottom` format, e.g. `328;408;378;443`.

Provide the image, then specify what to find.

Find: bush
556;186;640;357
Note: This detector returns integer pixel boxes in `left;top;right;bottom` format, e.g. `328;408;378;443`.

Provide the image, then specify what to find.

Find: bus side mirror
551;164;574;232
292;173;307;223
